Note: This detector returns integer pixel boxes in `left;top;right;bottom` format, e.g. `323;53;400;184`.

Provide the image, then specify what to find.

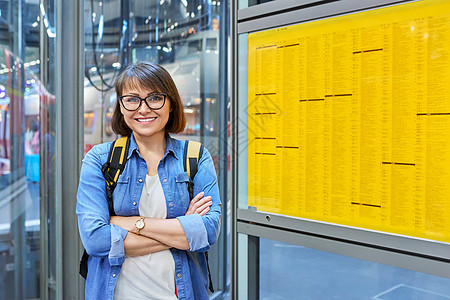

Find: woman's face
119;85;171;139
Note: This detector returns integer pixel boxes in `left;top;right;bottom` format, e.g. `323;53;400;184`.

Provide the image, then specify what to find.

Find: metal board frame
238;0;416;34
238;0;332;21
237;222;450;279
241;209;450;264
238;210;450;262
232;0;450;298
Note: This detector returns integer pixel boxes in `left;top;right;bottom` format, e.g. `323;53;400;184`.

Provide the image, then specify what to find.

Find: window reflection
0;0;55;298
0;47;41;298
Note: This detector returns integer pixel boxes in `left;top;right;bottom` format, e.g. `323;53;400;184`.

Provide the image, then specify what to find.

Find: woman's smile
135;116;158;123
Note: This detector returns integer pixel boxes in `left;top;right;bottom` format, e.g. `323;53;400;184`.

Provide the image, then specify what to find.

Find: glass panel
239;0;249;9
238;233;249;300
84;0;225;144
260;238;450;299
0;0;45;298
83;0;120;151
242;0;274;8
83;0;228;295
84;0;225;149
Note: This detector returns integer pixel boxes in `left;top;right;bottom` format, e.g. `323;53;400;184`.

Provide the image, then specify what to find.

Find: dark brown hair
111;61;186;136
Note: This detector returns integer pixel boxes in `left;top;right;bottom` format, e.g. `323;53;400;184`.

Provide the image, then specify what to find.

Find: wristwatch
135;217;145;235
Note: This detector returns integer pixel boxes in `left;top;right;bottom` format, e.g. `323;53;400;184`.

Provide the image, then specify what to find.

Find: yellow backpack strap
183;140;204;201
184;140;203;183
101;136;130;216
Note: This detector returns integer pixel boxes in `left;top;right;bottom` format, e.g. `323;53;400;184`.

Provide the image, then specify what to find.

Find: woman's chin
133;127;165;138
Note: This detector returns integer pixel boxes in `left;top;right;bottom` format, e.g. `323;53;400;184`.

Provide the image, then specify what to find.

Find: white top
113;174;177;300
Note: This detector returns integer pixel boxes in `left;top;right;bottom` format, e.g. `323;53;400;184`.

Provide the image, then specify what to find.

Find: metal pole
56;0;85;297
230;0;238;298
218;0;230;293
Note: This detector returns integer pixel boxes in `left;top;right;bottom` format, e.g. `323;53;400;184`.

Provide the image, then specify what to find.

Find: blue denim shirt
76;133;221;300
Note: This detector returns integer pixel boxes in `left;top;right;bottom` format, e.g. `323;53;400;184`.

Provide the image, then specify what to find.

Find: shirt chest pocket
175;172;191;210
113;176;129;213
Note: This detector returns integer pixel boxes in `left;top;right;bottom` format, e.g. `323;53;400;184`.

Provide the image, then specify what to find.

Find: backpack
79;136;214;293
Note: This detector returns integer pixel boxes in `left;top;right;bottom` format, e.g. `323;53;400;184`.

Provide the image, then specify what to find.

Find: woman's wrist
110;216;142;233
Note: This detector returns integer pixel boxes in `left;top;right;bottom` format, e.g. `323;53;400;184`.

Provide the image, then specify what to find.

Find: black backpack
79;136;214;293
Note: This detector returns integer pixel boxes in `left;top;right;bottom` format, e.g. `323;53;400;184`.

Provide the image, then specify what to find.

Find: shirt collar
127;133;138;159
127;132;179;160
164;133;179;160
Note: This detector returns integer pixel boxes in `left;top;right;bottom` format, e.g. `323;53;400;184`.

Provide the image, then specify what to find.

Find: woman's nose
138;100;151;113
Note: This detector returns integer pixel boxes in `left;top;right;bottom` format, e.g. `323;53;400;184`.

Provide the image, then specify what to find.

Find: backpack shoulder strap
101;136;130;216
183;140;204;199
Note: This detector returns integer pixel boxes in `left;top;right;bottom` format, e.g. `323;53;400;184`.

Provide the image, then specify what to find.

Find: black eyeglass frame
118;93;167;111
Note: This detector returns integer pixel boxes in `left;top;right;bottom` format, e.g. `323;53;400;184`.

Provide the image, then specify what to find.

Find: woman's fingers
189;196;211;213
185;192;213;216
194;196;211;207
185;192;204;215
192;191;205;202
197;201;212;216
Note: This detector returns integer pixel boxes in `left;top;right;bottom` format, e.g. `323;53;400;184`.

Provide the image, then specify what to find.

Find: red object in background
84;144;94;154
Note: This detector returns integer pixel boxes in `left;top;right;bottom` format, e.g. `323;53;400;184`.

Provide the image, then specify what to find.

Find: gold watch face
136;219;145;229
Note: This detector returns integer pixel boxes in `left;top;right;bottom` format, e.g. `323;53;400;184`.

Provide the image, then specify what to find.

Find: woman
77;61;221;300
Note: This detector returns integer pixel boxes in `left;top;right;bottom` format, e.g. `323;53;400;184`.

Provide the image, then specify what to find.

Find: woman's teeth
137;117;157;122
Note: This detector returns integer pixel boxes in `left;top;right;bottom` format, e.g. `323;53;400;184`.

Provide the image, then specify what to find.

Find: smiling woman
76;61;221;300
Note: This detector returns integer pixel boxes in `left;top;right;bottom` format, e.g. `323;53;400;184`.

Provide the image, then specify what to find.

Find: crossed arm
110;191;212;257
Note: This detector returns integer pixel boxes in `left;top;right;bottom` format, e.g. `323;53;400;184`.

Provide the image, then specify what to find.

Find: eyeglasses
119;93;166;111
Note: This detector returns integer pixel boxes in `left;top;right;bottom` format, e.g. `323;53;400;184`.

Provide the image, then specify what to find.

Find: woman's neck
133;131;167;156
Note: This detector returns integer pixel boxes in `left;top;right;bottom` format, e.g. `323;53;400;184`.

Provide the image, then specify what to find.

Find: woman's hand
185;192;212;216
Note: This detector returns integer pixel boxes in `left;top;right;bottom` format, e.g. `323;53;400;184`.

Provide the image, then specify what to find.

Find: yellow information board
247;0;450;243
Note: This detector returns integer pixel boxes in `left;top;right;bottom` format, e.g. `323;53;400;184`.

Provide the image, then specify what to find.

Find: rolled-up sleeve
177;148;221;252
76;145;128;264
109;224;129;265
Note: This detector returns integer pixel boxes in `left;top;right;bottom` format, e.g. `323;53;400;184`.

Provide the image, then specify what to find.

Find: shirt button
112;273;116;278
138;179;143;183
169;202;173;207
163;179;167;183
132;201;137;206
177;273;182;278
